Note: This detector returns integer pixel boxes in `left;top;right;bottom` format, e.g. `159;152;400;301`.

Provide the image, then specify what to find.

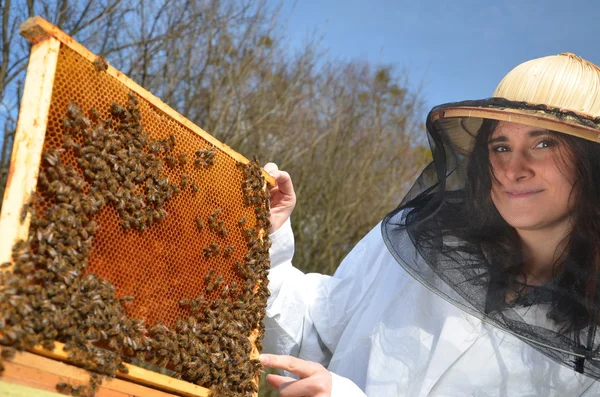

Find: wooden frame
2;349;208;396
0;16;271;397
0;34;59;268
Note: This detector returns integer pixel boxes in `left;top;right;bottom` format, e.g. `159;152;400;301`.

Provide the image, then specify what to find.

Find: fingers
260;354;321;378
264;163;295;198
273;170;294;197
267;374;331;397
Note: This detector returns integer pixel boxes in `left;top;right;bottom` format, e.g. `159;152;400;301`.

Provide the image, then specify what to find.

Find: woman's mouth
506;189;543;198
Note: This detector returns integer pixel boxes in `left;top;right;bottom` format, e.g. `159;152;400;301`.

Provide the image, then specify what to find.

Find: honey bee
56;382;71;394
1;347;15;359
179;299;191;307
93;56;109;71
70;384;84;397
195;216;204;231
180;173;188;189
238;217;247;226
118;362;129;374
209;242;220;256
204;269;215;284
110;102;127;119
223;246;235;258
191;183;199;193
165;155;176;167
148;140;161;154
178;152;187;166
89;373;102;391
89;107;100;123
210;208;221;220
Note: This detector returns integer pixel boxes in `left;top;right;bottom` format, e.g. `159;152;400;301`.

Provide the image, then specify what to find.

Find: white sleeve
263;218;384;368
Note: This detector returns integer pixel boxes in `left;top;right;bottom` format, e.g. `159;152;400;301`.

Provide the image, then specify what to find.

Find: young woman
259;52;600;396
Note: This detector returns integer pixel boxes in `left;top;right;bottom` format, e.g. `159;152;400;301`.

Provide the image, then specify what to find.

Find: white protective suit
263;219;600;396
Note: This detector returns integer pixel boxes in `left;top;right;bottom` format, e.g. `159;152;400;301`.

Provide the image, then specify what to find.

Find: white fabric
264;218;600;396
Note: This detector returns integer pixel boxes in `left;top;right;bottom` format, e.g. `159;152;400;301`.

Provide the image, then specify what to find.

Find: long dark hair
465;119;600;329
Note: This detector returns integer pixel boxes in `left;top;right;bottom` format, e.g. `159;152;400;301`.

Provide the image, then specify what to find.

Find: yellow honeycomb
35;44;263;328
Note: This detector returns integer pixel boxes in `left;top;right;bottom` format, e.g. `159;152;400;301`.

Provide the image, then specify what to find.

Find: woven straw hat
428;52;600;154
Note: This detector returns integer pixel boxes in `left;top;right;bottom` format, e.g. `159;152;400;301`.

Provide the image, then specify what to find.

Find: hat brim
428;98;600;155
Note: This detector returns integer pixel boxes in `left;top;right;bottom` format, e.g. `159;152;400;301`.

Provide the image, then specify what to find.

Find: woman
259;53;600;396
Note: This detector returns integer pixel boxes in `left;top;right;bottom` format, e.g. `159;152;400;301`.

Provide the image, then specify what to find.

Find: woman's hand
260;354;332;397
264;163;296;233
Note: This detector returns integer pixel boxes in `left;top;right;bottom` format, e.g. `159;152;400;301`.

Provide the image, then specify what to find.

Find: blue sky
277;0;600;111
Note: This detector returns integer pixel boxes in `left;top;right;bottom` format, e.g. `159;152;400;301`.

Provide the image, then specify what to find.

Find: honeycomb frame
0;16;274;397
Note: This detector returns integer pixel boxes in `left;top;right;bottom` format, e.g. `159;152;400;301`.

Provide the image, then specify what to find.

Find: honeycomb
34;44;264;329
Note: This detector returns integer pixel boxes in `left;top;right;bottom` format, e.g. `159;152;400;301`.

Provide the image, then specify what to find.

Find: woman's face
488;121;576;232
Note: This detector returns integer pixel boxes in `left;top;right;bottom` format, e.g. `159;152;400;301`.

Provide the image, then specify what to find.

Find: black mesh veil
382;99;600;379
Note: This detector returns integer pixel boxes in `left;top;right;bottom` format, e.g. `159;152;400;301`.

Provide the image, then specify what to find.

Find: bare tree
0;2;430;395
0;0;128;211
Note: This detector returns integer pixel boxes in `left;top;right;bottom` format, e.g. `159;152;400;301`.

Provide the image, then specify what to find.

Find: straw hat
428;52;600;154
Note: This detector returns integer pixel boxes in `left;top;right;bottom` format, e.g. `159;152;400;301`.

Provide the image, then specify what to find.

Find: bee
234;261;250;279
70;385;84;396
118;362;129;374
89;373;101;391
89;107;100;123
67;101;83;119
178;152;187;166
165;155;176;167
195;216;204;231
110;102;127;119
204;269;215;284
93;56;109;71
169;133;176;148
223;246;235;258
179;299;190;307
191;183;199;193
238;217;247;226
43;149;63;167
148;140;161;154
119;296;135;303
1;347;15;359
180;173;188;189
209;208;221;220
56;382;71;394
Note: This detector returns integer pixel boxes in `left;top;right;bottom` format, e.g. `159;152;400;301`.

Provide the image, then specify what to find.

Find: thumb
264;162;279;174
266;374;297;389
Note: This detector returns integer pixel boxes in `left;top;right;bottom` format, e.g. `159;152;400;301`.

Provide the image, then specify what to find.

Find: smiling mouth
506;190;543;198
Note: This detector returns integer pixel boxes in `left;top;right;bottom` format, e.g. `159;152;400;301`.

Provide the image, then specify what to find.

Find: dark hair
465;120;600;330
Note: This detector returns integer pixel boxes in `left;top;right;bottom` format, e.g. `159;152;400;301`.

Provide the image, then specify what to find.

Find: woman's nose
502;151;534;182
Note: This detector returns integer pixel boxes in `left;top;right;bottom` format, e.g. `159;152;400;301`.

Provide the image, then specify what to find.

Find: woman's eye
535;139;557;149
491;145;509;153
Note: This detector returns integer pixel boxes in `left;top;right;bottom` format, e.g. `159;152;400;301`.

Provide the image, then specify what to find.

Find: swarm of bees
0;94;272;397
